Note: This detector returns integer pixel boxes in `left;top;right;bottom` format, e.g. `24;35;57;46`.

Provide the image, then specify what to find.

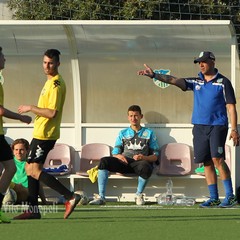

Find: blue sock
136;176;149;195
208;183;219;200
98;169;109;199
222;179;233;198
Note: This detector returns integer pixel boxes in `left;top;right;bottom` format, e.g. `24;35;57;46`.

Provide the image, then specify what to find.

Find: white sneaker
89;194;106;205
135;193;145;205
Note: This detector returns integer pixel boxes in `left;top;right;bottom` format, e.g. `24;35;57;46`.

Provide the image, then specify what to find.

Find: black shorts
0;135;13;161
99;156;154;179
193;125;228;164
27;138;56;164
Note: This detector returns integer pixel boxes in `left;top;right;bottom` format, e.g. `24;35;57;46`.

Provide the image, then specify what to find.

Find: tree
8;0;54;20
7;0;240;23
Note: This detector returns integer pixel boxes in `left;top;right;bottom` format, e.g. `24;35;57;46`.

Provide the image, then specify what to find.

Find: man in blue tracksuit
89;105;160;205
138;51;239;208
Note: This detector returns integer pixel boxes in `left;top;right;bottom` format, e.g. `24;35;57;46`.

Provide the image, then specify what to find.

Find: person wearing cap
137;51;239;208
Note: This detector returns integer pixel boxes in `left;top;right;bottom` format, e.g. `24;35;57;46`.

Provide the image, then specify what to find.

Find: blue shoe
219;195;237;208
199;198;221;208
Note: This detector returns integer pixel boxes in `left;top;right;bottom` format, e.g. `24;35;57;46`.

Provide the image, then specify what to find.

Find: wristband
151;72;156;79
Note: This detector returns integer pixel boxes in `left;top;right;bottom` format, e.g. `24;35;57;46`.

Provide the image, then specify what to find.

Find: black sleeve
223;77;236;104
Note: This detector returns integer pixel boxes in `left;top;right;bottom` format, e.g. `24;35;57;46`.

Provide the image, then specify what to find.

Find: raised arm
0;105;32;124
137;64;187;91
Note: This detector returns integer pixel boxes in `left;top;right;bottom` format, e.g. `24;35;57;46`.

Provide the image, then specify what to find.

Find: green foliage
120;0;156;20
54;0;101;20
188;0;240;21
6;0;240;23
7;0;54;20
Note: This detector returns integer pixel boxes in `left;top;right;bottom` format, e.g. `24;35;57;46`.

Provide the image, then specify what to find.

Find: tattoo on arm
158;74;176;84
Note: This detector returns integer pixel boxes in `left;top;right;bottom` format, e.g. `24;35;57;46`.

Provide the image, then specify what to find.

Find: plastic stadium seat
76;143;111;176
43;143;72;176
157;143;192;176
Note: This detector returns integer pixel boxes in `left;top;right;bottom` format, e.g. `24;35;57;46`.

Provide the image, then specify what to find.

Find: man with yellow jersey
14;49;82;220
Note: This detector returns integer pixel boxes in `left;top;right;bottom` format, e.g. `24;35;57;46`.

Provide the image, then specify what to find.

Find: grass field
1;203;240;240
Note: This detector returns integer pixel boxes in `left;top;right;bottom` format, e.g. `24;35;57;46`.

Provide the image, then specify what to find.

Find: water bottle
175;195;195;206
166;179;173;194
157;179;176;205
157;193;176;205
157;194;165;205
185;199;195;206
165;179;173;205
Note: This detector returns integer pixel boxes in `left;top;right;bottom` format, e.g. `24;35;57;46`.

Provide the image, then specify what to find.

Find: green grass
2;203;240;240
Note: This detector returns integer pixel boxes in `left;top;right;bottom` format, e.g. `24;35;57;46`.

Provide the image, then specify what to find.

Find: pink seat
157;143;192;176
43;143;72;176
77;143;111;176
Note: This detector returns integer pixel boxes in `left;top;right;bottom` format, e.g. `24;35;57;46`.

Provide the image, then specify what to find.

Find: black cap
194;51;215;64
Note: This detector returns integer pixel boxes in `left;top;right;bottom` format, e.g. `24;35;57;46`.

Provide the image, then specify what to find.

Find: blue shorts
192;125;228;164
28;138;56;164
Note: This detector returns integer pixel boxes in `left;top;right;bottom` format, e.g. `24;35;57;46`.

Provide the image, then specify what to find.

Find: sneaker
199;198;221;208
64;193;81;219
13;211;41;220
219;195;238;208
135;193;145;206
0;211;11;223
89;194;106;205
195;166;219;176
194;166;205;175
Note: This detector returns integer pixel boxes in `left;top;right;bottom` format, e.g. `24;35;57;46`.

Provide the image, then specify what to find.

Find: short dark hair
44;49;61;62
128;105;142;114
0;47;2;52
11;138;30;151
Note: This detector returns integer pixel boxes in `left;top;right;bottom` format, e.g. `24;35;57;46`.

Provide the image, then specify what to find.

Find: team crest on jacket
195;85;201;91
218;147;223;155
142;130;148;137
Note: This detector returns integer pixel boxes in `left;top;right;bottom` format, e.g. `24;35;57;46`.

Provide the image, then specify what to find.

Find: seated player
89;105;160;205
10;138;49;204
